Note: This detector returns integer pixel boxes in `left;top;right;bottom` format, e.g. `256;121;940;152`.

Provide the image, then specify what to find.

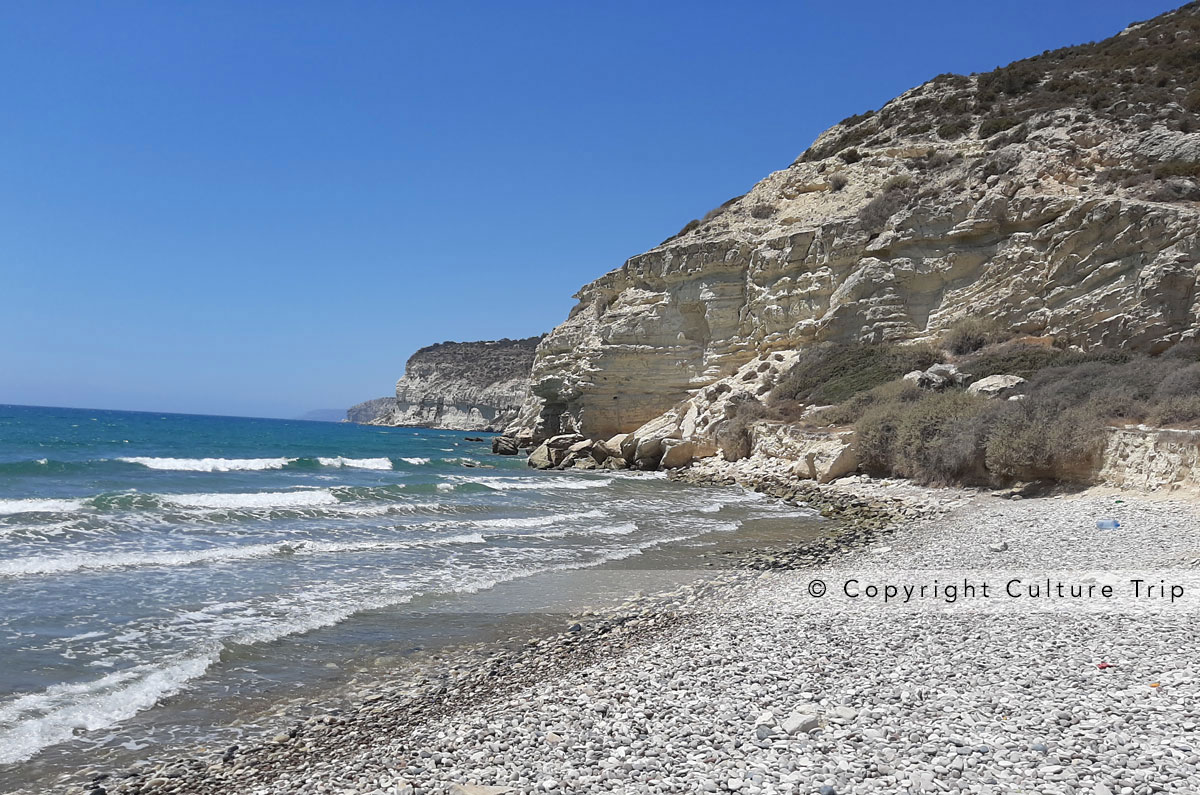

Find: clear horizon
2;0;1181;418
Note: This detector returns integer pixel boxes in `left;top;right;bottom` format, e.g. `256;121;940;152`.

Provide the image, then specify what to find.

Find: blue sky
1;0;1181;418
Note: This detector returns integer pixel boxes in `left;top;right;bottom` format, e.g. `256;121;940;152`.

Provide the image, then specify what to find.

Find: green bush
942;318;1010;355
817;379;921;426
979;116;1022;138
854;400;909;473
937;118;971;140
962;344;1129;379
770;343;941;407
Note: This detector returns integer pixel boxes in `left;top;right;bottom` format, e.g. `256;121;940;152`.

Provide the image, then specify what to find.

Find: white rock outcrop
373;337;542;431
966;374;1028;399
1097;426;1200;493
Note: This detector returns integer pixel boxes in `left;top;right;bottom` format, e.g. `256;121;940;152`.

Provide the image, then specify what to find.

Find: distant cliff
369;336;543;431
345;397;396;425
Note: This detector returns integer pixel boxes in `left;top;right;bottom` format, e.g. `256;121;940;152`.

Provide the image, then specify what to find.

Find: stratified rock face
515;3;1200;444
375;337;543;431
346;397;397;424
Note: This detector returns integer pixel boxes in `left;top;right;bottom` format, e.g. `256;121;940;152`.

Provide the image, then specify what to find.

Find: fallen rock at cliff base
491;436;520;455
590;440;617;463
659;439;696;469
546;434;586;450
527;443;553;469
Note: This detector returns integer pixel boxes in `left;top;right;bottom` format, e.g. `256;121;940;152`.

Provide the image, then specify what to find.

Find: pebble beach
67;456;1200;795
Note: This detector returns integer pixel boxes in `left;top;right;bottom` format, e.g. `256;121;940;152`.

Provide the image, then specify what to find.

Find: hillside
511;2;1200;469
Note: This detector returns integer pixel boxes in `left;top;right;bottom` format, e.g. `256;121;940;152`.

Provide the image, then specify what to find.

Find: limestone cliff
514;3;1200;463
346;397;396;425
373;337;542;431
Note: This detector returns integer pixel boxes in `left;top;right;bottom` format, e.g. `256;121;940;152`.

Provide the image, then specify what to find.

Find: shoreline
41;472;856;795
49;457;1200;794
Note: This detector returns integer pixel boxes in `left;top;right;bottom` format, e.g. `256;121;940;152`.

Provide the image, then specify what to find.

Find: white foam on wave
0;498;86;515
164;490;338;510
697;491;766;513
317;457;393;470
0;531;489;578
446;475;614;491
592;521;638;536
471;509;606;530
400;457;430;465
119;457;294;472
0;654;215;765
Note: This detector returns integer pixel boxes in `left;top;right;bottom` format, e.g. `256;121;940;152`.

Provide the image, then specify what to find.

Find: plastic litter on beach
1096;519;1120;530
1097;662;1116;670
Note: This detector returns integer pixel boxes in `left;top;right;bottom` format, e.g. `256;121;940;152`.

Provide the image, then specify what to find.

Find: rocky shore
60;458;1200;795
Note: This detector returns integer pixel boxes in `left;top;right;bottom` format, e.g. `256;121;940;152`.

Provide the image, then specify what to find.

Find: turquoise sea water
0;404;818;783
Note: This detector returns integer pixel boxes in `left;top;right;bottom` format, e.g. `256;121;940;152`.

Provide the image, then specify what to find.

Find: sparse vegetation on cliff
801;339;1200;485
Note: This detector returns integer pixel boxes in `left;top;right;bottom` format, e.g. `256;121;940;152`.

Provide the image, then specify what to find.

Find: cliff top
403;335;545;383
647;0;1200;254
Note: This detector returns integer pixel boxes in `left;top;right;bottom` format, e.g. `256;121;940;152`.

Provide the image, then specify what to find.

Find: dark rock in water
492;436;520;455
464;436;485;442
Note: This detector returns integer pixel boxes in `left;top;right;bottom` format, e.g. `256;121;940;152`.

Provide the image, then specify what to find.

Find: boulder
527;443;554;469
546;433;586;450
624;413;684;469
787;431;858;483
606;433;630;452
514;428;536;448
491;436;520;455
659;439;696;469
967;374;1027;399
602;457;629;470
633;436;666;467
567;439;595;454
590;440;616;463
619;433;639;462
915;363;971;390
572;457;599;470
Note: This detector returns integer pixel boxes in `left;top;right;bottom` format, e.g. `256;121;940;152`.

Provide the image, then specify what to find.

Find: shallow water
0;404;824;789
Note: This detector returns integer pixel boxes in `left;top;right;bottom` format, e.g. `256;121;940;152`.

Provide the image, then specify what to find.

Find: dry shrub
984;401;1105;480
941;317;1010;354
818;379;923;426
770;343;941;407
963;343;1129;379
892;391;989;484
717;396;771;461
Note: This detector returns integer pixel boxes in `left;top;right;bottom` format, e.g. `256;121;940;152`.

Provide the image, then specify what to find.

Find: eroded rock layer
514;4;1200;455
373;337;542;431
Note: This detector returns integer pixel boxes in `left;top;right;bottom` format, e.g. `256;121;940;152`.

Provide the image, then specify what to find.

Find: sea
0;404;823;789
